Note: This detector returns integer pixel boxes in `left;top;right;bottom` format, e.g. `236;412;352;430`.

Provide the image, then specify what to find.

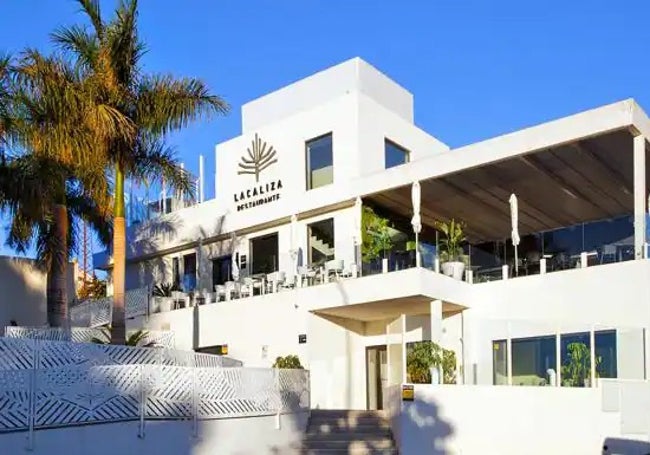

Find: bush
273;355;303;369
407;341;457;384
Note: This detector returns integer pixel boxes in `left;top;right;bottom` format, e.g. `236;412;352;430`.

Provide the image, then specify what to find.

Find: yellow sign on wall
402;384;414;401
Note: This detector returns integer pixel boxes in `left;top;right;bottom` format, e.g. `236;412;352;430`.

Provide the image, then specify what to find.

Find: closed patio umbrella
354;197;362;273
231;233;240;281
509;193;521;275
411;181;422;266
290;214;299;278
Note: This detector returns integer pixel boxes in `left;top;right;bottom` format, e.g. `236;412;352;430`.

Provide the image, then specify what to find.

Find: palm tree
53;0;228;343
1;51;120;327
0;154;112;327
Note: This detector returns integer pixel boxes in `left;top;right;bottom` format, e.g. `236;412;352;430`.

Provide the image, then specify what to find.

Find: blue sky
1;0;650;257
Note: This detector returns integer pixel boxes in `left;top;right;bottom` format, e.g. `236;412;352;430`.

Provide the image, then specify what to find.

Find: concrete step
300;449;397;455
302;439;394;450
304;430;392;440
310;409;388;418
308;417;391;428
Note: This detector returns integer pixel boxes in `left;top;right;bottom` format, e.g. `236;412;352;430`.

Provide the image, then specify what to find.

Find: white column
555;329;561;387
540;258;547;275
506;321;513;386
590;327;596;387
400;314;407;384
430;300;443;344
199;154;205;203
634;135;646;259
214;145;219;199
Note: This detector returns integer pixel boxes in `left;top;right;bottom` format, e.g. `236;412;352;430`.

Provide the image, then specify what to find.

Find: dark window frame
384;138;410;169
306;132;334;190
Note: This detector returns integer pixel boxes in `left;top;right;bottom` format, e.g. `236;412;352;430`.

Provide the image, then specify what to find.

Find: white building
95;57;650;418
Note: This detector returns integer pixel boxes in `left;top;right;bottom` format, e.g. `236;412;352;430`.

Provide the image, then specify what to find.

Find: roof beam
518;154;614;217
571;141;632;196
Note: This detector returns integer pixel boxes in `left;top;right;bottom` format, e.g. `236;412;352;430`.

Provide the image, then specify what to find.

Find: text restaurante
233;179;283;211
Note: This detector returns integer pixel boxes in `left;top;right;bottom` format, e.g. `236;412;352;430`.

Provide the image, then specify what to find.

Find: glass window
182;253;197;291
212;255;232;287
172;257;180;287
492;340;507;385
560;332;591;387
385;139;410;169
250;233;279;275
306;133;333;190
308;218;335;266
512;335;556;386
595;330;617;379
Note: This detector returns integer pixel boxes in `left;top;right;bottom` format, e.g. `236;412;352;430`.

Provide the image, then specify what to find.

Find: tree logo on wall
237;133;278;182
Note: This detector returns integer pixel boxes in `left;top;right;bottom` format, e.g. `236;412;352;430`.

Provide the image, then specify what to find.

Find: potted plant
406;341;457;385
361;207;394;273
561;342;601;387
152;283;178;313
435;219;467;280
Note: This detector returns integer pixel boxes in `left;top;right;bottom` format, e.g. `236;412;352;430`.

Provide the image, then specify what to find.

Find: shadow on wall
399;399;455;455
602;438;650;455
0;257;50;328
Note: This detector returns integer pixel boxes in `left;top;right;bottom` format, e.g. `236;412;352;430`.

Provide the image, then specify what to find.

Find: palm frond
50;25;99;70
127;135;195;199
136;74;229;136
76;0;104;39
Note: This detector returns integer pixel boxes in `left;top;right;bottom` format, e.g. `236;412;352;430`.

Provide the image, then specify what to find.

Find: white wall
0;256;77;328
393;385;629;455
462;260;650;385
0;413;308;455
241;57;414;133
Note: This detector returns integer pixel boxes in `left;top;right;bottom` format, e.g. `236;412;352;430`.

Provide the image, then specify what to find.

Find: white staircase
300;410;397;454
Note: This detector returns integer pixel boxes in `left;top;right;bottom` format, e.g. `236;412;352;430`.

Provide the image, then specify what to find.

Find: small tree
561;342;601;387
361;206;393;263
407;341;457;384
273;355;303;369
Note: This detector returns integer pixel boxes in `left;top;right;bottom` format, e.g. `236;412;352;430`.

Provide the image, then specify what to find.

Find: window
306;133;333;190
212;255;232;287
492;340;507;385
384;139;410;169
493;330;618;387
308;218;335;266
182;253;197;291
172;257;180;286
512;335;556;386
250;233;279;275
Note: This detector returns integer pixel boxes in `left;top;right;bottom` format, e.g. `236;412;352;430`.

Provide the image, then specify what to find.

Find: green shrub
273;354;303;369
407;341;457;384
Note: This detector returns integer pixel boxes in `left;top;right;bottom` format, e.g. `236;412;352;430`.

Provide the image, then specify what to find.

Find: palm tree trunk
111;164;127;345
46;204;69;328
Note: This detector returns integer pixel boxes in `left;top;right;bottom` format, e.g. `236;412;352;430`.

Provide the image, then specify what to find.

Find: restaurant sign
234;133;283;212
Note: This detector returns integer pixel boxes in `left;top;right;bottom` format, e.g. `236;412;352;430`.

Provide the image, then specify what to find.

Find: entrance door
366;345;388;410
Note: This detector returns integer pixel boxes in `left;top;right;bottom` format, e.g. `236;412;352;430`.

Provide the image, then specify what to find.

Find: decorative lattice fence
69;287;150;328
4;327;176;348
0;362;309;433
0;338;241;370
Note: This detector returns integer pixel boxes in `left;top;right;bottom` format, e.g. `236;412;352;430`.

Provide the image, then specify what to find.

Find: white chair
266;271;286;293
281;273;297;290
224;281;237;300
240;278;254;298
214;284;226;302
600;244;617;264
342;262;358;279
325;259;344;281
